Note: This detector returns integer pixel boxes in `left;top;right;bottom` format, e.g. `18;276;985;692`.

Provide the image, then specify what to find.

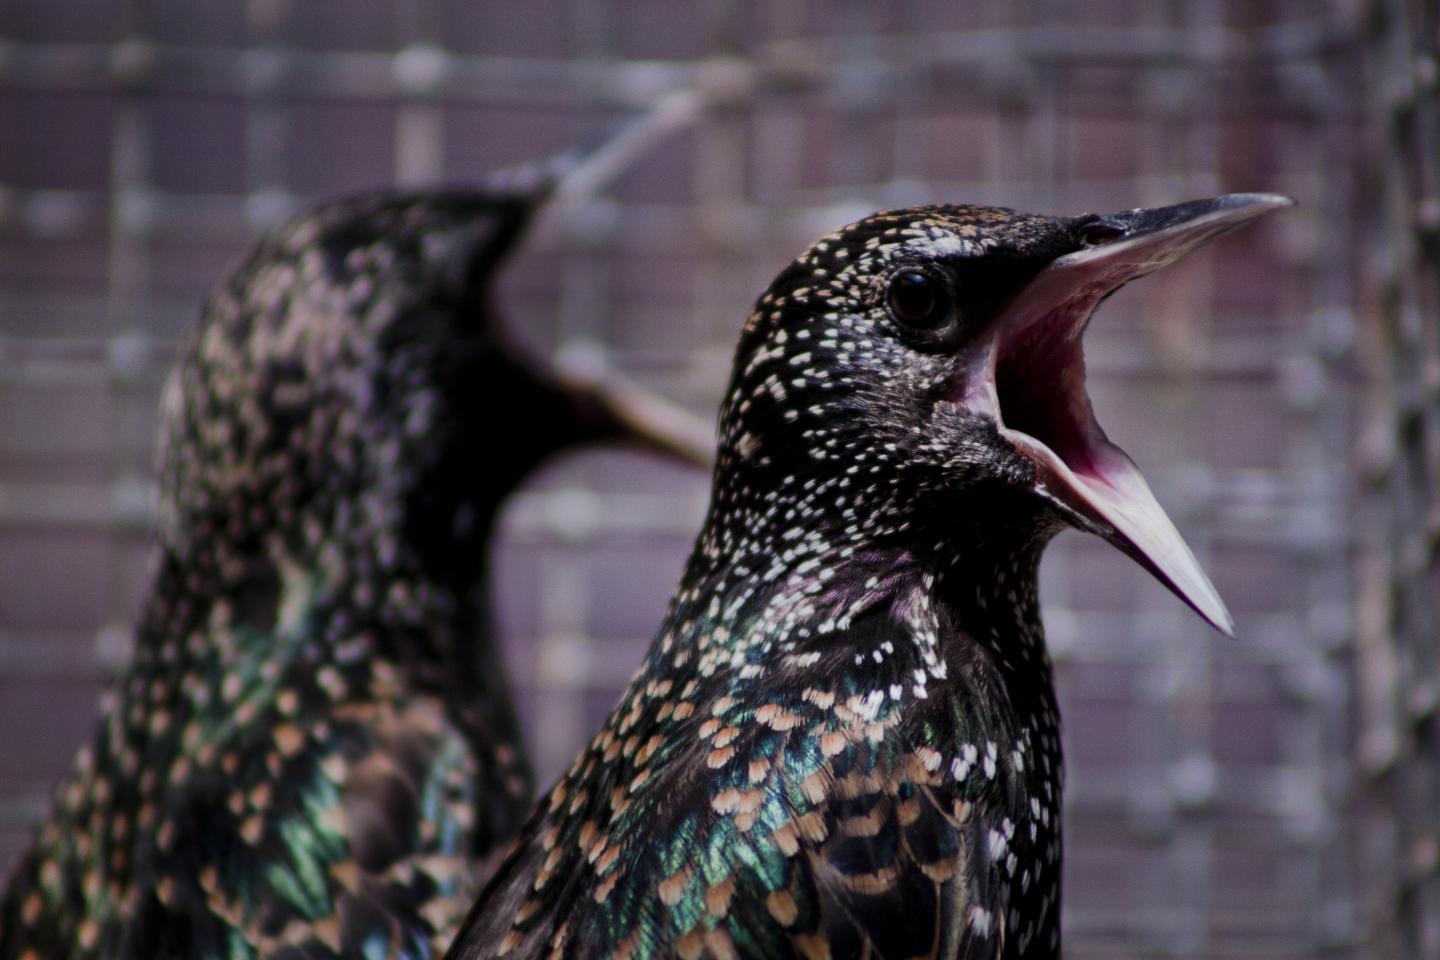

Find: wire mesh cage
0;1;1424;957
1355;0;1440;956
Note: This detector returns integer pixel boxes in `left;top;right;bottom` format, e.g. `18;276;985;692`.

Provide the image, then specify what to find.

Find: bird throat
672;478;1062;706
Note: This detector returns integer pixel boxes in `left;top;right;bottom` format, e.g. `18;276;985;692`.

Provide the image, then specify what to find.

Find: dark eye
886;269;951;330
1078;219;1126;246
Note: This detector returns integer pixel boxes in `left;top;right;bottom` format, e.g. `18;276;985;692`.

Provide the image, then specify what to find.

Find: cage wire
1357;0;1440;957
0;0;1420;957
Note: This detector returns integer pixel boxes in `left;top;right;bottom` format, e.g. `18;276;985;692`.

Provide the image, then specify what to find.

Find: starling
444;194;1292;960
0;128;710;958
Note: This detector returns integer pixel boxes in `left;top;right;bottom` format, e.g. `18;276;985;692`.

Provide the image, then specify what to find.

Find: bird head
156;191;710;568
716;194;1292;635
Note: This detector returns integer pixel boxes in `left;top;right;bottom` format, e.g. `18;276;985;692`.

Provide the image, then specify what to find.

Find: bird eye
886;269;951;330
1078;219;1126;246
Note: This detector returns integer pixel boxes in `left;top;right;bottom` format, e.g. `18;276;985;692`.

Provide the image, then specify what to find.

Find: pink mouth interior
944;196;1294;638
993;307;1105;482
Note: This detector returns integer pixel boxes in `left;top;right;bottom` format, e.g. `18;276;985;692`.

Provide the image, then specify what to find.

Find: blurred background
0;1;1436;957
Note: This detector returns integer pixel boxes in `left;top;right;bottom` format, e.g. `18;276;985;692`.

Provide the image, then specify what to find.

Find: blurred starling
0;122;709;958
444;194;1292;960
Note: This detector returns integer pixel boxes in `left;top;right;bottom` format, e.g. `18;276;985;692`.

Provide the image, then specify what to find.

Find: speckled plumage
445;196;1290;959
0;147;705;958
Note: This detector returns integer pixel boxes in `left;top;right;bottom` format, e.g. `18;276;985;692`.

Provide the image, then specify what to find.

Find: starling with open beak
0;120;710;959
444;194;1291;960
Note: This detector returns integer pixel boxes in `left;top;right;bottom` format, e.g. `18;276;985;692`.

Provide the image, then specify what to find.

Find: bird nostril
1078;220;1127;246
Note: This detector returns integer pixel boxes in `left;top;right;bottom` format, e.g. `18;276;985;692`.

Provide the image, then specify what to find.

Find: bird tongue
972;193;1294;637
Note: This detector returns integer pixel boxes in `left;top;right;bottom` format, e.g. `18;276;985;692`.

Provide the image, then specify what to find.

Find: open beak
557;366;715;469
962;193;1294;636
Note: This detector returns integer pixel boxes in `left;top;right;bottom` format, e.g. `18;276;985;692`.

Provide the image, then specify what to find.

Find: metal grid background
1356;0;1440;957
0;1;1409;956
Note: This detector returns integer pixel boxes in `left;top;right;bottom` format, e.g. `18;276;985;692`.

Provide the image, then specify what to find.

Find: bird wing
0;635;486;960
444;658;1014;960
